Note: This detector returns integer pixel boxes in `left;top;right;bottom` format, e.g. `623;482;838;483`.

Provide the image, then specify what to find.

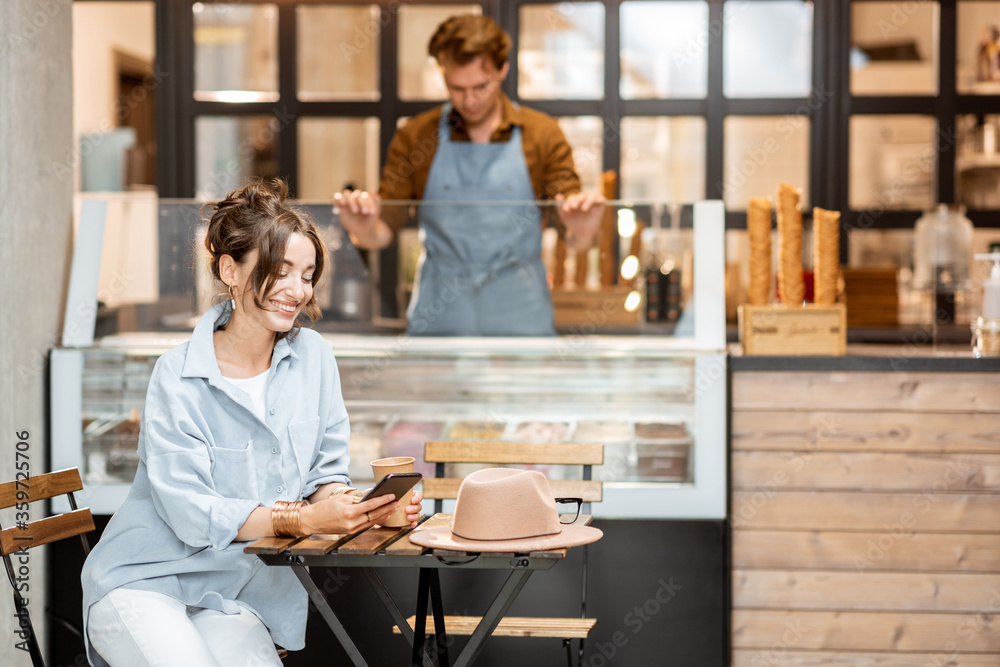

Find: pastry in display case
80;351;155;485
634;421;692;482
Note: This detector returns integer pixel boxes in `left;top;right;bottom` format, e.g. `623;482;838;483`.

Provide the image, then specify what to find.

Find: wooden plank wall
731;371;1000;667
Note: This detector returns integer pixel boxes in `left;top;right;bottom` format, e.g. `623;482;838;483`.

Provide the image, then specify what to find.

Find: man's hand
555;192;605;251
334;189;393;250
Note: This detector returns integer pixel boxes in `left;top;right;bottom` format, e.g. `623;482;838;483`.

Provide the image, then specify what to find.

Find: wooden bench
398;440;604;667
1;468;95;667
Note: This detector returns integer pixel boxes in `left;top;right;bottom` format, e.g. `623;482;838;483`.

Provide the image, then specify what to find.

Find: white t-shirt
224;367;270;422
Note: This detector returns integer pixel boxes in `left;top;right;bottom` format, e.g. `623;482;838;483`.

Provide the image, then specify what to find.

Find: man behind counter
337;14;604;336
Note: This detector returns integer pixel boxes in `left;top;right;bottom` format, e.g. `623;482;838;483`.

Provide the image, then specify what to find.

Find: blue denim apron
406;105;555;336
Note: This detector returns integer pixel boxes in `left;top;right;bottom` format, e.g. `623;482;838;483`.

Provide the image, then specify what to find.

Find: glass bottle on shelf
913;204;974;325
641;204;683;324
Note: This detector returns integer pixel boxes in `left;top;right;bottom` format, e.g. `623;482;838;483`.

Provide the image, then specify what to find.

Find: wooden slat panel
243;536;303;555
0;468;84;509
384;513;453;556
287;534;354;556
423;478;602;502
732;650;1000;666
338;526;411;555
733;569;1000;612
393;615;597;639
733;451;1000;491
732;372;1000;413
732;530;1000;572
732;411;1000;453
733;491;1000;531
732;610;1000;652
0;509;94;555
424;441;604;465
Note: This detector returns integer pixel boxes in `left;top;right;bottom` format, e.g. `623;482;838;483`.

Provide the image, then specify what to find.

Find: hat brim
408;524;603;553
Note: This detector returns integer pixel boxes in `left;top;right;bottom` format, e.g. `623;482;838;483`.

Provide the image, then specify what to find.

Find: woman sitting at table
80;178;423;667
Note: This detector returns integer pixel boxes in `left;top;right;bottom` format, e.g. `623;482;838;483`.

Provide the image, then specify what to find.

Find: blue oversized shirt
80;303;351;664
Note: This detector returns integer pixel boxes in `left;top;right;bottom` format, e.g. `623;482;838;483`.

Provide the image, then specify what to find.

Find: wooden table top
243;513;590;560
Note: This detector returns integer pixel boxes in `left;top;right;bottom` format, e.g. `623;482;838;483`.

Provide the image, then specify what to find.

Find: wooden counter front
730;353;1000;666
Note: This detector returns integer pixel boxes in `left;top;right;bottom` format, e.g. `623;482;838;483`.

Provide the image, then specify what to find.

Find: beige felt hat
408;468;603;552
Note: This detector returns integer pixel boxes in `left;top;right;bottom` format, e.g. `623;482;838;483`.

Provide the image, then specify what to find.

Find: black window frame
151;0;1000;245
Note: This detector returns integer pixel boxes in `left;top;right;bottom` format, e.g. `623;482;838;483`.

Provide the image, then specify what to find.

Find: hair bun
216;178;288;215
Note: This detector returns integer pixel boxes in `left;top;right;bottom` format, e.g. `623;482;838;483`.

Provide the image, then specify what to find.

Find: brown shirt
378;94;581;233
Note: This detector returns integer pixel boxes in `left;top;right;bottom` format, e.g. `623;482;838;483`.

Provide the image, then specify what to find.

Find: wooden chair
1;468;95;667
403;441;603;667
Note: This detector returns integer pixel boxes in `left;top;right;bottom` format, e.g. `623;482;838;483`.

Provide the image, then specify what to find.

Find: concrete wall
0;0;74;664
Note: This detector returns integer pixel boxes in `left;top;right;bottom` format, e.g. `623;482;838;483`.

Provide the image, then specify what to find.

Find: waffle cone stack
776;183;804;306
746;197;772;305
812;207;840;306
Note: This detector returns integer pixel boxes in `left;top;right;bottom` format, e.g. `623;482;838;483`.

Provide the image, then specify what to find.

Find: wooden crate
738;303;847;356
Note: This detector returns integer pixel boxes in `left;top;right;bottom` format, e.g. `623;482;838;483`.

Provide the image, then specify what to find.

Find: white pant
88;588;284;667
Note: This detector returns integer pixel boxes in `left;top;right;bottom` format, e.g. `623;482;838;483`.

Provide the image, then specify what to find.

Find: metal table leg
290;565;369;667
412;569;431;667
453;568;535;667
428;570;450;667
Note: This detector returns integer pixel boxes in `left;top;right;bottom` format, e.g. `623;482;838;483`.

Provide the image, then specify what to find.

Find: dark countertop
730;343;1000;372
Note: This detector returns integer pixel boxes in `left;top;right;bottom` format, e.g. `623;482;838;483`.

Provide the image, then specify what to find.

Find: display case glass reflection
80;195;702;338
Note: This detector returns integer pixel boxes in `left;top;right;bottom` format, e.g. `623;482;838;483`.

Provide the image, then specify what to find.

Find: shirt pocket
288;417;321;482
211;440;258;500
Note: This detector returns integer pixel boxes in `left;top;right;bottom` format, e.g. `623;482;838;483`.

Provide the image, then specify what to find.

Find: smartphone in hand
360;472;422;502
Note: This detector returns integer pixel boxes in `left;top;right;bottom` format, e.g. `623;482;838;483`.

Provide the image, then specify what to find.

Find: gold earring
228;283;237;302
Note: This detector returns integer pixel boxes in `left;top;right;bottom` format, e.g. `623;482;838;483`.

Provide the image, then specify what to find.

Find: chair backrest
422;441;604;514
0;468;95;558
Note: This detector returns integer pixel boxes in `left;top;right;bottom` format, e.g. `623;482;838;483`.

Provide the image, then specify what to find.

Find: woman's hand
405;490;424;528
300;491;398;535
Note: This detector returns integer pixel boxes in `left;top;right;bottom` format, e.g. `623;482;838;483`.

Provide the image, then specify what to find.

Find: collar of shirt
180;302;296;383
446;93;524;143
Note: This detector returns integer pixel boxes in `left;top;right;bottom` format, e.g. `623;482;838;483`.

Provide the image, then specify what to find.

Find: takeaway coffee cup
370;456;415;527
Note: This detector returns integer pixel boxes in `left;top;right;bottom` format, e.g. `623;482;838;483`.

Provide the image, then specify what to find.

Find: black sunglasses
555;497;583;524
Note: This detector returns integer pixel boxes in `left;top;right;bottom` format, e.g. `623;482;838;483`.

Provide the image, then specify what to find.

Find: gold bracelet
271;500;309;537
329;486;357;498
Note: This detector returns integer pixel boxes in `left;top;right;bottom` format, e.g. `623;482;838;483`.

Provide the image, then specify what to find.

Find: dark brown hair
428;15;510;70
202;178;326;340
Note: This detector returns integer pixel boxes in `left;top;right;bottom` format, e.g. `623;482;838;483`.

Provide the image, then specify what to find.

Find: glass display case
51;338;725;519
70;193;715;334
51;195;725;519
